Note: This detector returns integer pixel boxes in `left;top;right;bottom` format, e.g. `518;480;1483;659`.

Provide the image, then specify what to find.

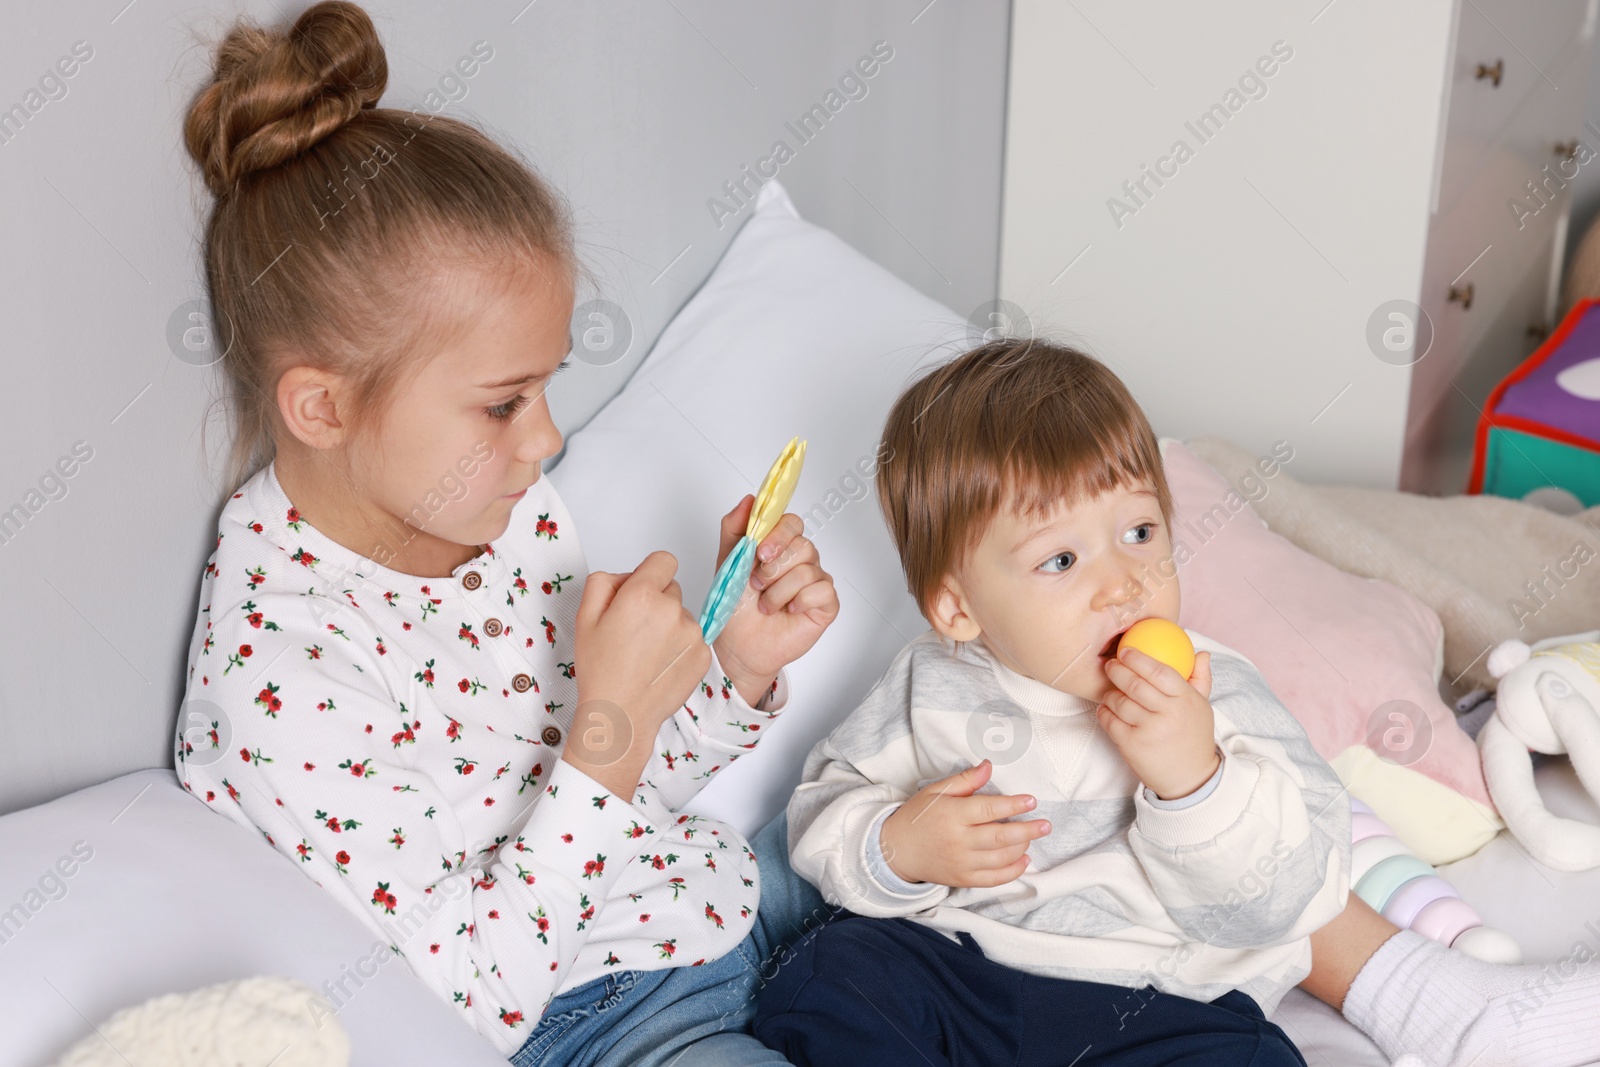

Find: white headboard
0;0;1009;814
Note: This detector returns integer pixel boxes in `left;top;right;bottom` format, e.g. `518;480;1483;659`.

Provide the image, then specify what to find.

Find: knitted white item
1480;631;1600;871
1344;929;1600;1067
49;975;349;1067
1487;639;1532;681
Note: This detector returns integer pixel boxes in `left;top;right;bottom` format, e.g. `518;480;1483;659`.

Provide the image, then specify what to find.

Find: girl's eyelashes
486;394;529;421
484;360;571;421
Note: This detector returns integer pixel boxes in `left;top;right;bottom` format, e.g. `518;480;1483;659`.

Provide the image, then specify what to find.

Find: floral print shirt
175;462;789;1055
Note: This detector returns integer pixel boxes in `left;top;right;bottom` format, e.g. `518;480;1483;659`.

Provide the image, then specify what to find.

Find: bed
6;182;1599;1066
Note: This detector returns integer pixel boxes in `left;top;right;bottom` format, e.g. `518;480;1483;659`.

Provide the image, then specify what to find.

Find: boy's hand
1097;647;1218;800
712;494;839;706
878;760;1050;888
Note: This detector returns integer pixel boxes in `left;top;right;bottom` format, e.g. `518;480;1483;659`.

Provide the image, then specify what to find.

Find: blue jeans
510;810;835;1067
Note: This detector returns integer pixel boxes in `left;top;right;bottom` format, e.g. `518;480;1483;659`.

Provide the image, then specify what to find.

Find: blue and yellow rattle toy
698;436;807;643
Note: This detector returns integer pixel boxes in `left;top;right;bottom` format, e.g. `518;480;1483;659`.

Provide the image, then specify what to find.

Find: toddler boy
755;340;1348;1067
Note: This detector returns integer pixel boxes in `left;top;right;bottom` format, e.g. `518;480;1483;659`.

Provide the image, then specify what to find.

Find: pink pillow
1165;439;1492;808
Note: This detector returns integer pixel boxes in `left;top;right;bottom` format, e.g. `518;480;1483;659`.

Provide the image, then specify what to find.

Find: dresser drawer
1434;0;1592;215
1403;231;1557;494
1417;35;1589;407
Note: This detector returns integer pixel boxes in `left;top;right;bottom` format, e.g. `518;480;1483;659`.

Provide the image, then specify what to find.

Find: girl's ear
928;574;982;642
277;364;351;451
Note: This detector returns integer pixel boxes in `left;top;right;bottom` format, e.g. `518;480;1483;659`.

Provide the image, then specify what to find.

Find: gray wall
0;0;1009;815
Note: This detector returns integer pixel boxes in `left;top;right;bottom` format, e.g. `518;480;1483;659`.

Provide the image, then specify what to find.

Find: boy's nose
1093;559;1148;613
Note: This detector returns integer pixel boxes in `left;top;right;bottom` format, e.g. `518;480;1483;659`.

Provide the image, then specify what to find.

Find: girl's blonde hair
876;338;1174;620
183;0;576;494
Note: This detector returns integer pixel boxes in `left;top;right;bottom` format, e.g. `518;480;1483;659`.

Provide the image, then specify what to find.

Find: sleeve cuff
705;646;791;730
519;758;652;898
864;803;927;895
1143;746;1224;810
1134;748;1261;847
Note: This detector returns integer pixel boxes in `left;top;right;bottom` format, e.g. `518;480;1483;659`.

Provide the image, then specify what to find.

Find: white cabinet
999;0;1597;493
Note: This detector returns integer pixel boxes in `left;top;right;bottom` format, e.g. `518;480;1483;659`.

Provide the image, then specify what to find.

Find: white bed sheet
0;768;508;1067
3;763;1595;1066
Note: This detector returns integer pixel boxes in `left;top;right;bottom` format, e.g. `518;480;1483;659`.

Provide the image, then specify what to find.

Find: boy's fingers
1190;651;1213;699
930;759;992;799
967;817;1050;851
1097;698;1143;734
962;854;1031;887
1103;686;1149;721
962;791;1037;824
1105;658;1167;709
1114;647;1188;699
965;839;1033;871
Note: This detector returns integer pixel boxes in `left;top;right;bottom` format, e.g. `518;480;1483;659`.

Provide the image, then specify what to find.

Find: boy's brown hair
876;338;1173;619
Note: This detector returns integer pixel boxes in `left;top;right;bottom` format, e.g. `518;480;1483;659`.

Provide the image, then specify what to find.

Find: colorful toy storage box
1469;296;1600;508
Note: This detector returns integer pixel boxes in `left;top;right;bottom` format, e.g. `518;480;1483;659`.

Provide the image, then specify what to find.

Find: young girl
174;4;836;1065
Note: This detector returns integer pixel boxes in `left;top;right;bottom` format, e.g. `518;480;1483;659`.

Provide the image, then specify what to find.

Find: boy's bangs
994;408;1166;525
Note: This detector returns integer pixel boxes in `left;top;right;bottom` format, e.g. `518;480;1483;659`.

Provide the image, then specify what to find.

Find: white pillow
0;769;508;1067
550;180;965;837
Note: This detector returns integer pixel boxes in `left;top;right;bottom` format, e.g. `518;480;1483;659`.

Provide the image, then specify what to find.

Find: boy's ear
928;573;982;642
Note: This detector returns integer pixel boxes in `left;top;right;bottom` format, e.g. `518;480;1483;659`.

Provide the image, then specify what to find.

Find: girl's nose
516;405;563;464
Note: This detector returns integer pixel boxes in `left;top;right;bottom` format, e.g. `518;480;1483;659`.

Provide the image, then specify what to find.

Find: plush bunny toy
1480;630;1600;872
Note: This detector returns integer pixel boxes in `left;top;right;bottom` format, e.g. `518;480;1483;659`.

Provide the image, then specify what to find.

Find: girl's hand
1097;648;1218;801
568;551;712;795
711;494;839;705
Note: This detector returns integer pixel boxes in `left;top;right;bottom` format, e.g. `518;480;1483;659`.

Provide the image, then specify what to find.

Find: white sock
1342;928;1600;1067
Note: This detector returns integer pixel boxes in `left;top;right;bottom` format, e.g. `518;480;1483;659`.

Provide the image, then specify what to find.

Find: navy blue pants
753;913;1308;1067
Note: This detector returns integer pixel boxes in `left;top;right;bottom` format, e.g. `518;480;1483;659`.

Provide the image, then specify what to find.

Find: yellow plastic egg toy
1119;618;1195;679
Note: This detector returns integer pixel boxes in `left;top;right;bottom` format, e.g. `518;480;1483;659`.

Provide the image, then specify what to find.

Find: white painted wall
0;0;1010;814
998;0;1458;489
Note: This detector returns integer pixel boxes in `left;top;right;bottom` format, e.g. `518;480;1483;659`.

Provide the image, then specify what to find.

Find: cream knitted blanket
1185;436;1600;694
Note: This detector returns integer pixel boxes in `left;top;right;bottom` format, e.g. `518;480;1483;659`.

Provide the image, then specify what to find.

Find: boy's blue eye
1123;522;1156;545
1039;551;1076;574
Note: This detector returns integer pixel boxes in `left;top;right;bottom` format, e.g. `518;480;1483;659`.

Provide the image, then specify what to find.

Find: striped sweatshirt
787;628;1350;1017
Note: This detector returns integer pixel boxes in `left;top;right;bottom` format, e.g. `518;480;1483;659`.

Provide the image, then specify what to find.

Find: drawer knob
1555;140;1579;160
1527;323;1549;341
1475;59;1503;87
1448;283;1475;310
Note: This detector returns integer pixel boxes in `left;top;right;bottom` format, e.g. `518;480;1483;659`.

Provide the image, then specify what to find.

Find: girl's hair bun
184;0;387;196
